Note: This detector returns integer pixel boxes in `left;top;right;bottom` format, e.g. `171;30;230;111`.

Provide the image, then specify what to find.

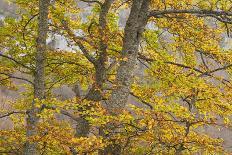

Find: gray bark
72;1;150;154
107;0;150;114
102;0;150;154
24;0;49;154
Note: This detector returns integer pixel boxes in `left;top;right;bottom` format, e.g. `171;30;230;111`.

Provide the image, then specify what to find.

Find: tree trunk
108;0;150;115
24;0;49;154
71;1;114;154
103;0;150;154
74;0;114;137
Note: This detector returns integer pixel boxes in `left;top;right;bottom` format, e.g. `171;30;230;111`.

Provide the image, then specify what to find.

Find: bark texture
73;1;150;154
24;0;49;154
102;0;150;154
107;0;150;114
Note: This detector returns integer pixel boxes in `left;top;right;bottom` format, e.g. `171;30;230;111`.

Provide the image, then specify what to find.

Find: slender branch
200;52;210;71
61;20;97;65
199;64;232;78
45;57;88;68
206;64;232;74
138;53;205;74
138;53;232;86
60;109;79;121
150;9;232;17
40;105;79;121
166;62;204;73
79;0;102;6
0;72;34;85
75;41;97;64
130;92;153;109
0;111;25;119
0;53;33;70
45;72;76;93
138;53;232;75
106;60;118;73
149;9;232;24
22;13;39;50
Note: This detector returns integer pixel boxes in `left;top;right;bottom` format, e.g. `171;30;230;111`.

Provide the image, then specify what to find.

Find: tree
0;0;232;154
24;0;49;154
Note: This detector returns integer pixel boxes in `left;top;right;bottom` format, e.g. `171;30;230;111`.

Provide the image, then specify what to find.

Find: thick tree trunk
103;0;150;154
24;0;49;154
108;0;150;115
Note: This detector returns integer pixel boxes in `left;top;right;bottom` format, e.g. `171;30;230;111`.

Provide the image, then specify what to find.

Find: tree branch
138;53;204;74
130;92;153;109
40;104;79;121
0;72;34;85
0;111;25;119
79;0;102;6
0;53;33;70
149;9;232;24
61;20;97;65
